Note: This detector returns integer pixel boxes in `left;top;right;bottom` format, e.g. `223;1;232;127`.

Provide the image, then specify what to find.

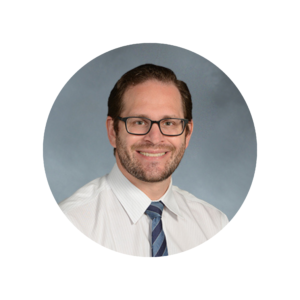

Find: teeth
139;152;166;157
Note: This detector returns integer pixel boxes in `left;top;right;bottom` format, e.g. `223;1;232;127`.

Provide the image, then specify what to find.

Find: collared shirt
59;164;228;257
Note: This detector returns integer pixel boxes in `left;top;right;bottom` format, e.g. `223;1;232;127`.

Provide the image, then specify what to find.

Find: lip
136;150;169;159
137;150;169;153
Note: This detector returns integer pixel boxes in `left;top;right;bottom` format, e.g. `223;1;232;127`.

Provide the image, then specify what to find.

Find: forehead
122;80;184;118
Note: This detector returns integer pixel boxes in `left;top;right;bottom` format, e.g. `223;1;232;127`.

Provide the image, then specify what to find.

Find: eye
135;120;145;125
162;120;174;126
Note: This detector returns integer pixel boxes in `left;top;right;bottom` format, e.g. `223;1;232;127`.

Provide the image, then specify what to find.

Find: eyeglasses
118;116;189;136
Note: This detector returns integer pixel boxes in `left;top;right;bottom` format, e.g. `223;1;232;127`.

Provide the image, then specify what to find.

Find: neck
115;159;171;200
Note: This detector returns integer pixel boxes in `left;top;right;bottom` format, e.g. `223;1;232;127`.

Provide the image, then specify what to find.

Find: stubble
116;135;186;182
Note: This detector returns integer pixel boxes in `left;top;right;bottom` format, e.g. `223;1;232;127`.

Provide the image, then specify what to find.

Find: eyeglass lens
126;117;185;135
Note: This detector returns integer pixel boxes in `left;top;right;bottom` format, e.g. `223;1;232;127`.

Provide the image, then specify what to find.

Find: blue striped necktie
145;201;168;257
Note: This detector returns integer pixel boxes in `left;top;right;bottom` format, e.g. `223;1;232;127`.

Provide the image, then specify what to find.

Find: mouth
139;151;166;157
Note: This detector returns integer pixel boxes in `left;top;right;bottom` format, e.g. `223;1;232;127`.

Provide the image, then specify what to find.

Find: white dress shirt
59;164;228;257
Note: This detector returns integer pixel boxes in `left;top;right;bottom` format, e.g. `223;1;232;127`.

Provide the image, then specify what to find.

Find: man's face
108;80;193;183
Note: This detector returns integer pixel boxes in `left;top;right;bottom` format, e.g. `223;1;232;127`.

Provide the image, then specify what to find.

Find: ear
106;116;117;148
185;120;193;149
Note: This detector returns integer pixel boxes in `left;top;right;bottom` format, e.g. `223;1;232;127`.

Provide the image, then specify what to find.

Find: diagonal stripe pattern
145;201;168;257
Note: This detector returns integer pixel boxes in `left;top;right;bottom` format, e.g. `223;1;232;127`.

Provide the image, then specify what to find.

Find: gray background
43;43;256;221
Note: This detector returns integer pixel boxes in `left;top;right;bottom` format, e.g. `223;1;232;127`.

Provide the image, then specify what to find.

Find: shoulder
59;175;109;214
172;185;229;227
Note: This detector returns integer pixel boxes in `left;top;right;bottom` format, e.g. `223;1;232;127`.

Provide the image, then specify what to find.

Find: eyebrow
130;114;181;119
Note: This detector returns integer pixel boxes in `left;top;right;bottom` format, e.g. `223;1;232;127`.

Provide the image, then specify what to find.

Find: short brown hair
107;64;193;154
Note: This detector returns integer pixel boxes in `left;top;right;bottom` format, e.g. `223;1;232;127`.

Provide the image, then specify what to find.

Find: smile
139;152;166;157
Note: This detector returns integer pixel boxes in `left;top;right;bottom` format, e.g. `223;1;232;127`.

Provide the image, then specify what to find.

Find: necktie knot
145;201;164;220
145;201;168;257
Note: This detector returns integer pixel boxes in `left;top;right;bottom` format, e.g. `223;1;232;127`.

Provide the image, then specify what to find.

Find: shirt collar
107;164;181;224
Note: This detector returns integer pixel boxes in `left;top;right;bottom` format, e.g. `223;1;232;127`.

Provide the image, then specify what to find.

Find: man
59;64;228;257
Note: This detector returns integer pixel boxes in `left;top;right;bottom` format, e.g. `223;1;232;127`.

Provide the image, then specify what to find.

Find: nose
144;122;165;144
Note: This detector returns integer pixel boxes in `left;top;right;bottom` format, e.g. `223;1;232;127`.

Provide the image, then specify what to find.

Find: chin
133;166;172;183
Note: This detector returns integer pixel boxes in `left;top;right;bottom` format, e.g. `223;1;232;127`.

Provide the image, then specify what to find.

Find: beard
115;135;186;183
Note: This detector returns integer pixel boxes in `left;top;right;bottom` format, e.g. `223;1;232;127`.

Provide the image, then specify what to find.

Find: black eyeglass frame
117;116;189;136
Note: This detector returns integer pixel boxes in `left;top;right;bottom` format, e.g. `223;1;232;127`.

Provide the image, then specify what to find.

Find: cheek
173;136;186;150
128;136;141;147
118;133;141;149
